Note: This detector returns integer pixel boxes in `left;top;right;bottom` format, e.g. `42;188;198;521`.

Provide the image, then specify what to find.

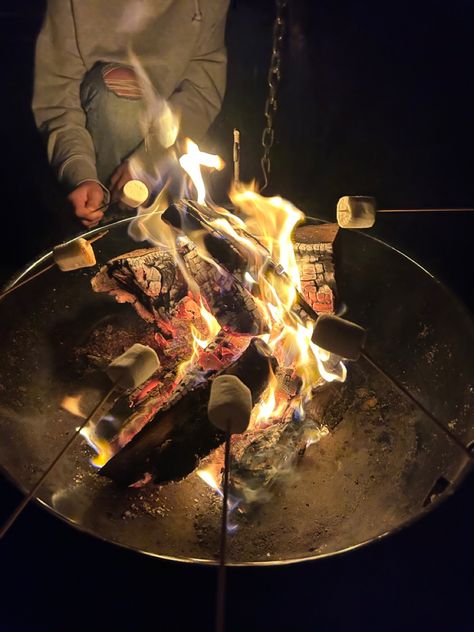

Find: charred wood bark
293;223;339;315
100;339;277;486
92;248;187;323
180;242;266;335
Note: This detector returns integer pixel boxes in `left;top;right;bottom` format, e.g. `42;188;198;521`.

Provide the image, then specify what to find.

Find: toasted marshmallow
53;238;96;271
208;375;253;434
122;180;149;208
337;196;376;229
312;314;367;361
106;344;160;389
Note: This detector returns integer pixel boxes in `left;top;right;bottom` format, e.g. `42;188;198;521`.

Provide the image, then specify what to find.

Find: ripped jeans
80;62;146;187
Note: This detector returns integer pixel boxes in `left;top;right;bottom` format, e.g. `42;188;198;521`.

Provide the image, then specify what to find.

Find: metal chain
260;0;288;192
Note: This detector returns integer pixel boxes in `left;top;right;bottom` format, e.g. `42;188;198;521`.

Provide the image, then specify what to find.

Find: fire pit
0;216;472;564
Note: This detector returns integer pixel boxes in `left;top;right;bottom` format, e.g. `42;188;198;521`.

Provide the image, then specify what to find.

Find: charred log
180;242;266;335
100;338;277;486
92;248;187;324
293;223;339;315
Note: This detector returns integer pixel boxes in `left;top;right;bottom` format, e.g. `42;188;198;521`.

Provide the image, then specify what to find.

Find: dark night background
0;1;473;630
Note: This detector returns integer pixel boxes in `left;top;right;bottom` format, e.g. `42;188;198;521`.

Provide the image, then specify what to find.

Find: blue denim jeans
80;62;145;187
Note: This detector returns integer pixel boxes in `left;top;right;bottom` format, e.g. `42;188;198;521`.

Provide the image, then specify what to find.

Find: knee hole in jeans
102;66;143;100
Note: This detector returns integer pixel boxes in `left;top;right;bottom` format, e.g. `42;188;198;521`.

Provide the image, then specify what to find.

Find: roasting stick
216;431;232;632
378;207;474;214
0;231;108;301
0;344;160;541
0;179;149;300
233;129;241;185
208;376;253;632
337;196;474;228
312;315;474;462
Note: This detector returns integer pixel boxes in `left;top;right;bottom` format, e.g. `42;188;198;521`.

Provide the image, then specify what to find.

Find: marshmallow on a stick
337;196;376;229
208;375;253;435
312;314;367;361
106;343;160;389
53;238;96;271
122;180;149;208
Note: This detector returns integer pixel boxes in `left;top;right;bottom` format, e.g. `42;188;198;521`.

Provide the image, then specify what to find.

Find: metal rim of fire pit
0;215;472;566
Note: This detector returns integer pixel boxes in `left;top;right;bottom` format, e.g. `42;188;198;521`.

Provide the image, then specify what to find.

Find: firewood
293;223;339;315
100;338;277;486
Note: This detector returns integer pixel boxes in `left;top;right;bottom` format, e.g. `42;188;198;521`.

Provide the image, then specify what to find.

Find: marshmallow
208;375;253;434
337;196;376;229
53;238;96;271
312;314;367;361
122;180;149;208
106;344;160;389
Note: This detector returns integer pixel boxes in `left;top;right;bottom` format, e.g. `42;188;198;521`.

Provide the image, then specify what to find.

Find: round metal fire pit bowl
0;218;472;565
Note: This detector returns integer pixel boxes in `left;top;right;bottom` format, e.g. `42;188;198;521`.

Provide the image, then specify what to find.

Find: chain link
260;0;288;191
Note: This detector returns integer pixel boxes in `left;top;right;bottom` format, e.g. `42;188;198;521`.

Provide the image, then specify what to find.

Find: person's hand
68;181;105;228
109;161;133;203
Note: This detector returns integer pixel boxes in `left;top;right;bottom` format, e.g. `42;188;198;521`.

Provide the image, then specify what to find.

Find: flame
79;425;115;469
86;93;348;471
61;394;85;418
170;179;347;421
179;139;225;204
197;466;222;495
175;296;221;380
197;464;240;527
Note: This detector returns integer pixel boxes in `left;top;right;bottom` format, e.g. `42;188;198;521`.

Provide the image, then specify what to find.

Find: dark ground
0;1;473;630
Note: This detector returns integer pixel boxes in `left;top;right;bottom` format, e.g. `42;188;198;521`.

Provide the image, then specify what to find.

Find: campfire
71;140;346;507
1;90;471;567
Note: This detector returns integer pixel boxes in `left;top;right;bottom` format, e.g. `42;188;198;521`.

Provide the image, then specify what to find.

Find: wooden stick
0;382;119;540
216;430;231;632
378;207;474;214
0;231;108;301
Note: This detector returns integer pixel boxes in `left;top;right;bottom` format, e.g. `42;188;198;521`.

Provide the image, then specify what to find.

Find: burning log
100;338;277;486
180;242;266;335
92;248;187;324
293;223;339;315
92;242;266;336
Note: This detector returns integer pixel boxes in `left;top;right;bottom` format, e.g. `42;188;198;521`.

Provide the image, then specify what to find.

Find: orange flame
179;139;225;204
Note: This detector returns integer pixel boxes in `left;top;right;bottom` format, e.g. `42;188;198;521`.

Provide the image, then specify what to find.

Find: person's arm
33;1;106;226
169;4;229;142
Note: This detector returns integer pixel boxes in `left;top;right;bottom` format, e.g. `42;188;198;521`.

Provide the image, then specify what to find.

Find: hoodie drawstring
193;0;203;21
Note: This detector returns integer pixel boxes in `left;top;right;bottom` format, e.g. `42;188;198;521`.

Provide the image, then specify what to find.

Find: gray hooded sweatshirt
33;0;230;191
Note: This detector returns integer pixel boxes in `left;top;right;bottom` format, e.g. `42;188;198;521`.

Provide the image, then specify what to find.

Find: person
33;0;230;228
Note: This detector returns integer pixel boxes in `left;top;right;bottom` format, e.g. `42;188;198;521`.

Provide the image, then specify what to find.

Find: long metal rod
233;129;241;186
216;431;231;632
0;231;108;301
361;349;473;462
0;382;118;540
379;208;474;214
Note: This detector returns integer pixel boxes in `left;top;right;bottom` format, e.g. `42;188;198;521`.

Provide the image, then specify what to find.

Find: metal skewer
361;349;473;462
233;129;241;186
0;382;119;540
216;429;232;632
0;230;108;301
312;315;474;464
378;207;474;214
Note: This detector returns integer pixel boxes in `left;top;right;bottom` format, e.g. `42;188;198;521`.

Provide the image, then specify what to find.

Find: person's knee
102;66;142;99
